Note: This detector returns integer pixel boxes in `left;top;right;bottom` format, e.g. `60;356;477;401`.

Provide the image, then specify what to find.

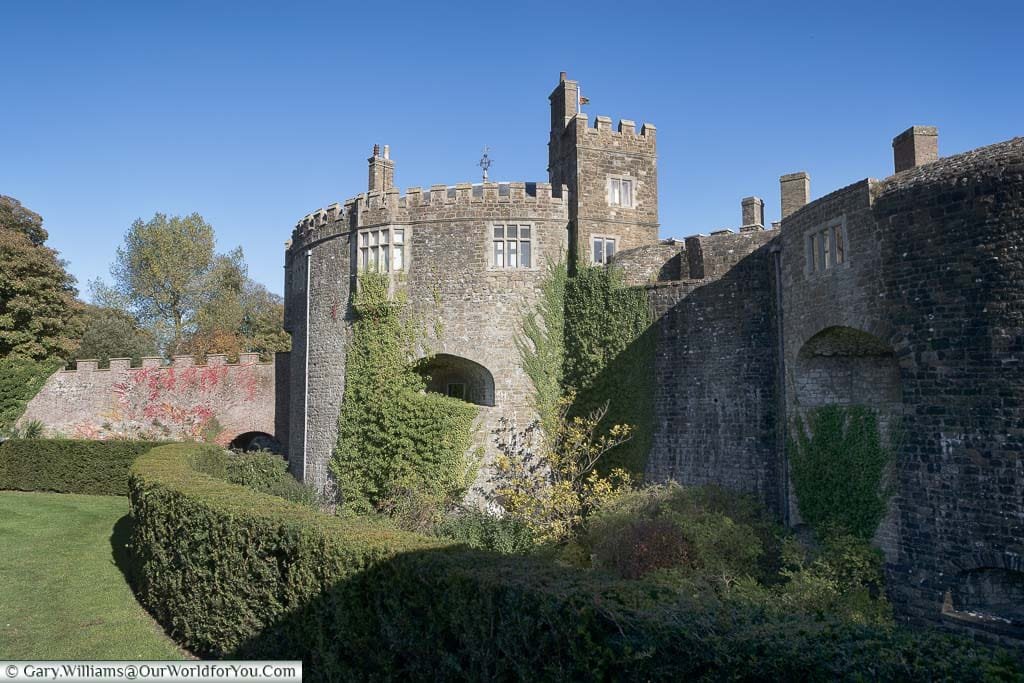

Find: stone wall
645;229;783;515
19;354;282;446
611;241;684;285
778;137;1024;641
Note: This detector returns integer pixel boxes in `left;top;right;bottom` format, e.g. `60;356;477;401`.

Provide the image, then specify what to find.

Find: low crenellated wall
19;353;287;448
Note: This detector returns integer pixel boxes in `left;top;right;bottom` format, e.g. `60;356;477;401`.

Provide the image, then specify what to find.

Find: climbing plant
516;260;567;439
788;405;894;540
562;265;655;476
0;356;58;435
332;273;479;514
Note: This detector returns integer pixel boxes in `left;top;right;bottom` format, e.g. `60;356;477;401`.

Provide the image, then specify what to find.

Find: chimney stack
368;143;395;192
892;126;938;173
780;172;810;220
740;196;765;231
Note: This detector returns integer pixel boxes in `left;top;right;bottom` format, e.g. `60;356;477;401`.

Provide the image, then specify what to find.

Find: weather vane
478;146;493;183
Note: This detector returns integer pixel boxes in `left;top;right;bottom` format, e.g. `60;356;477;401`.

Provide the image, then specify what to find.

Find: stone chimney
368;143;395;192
892;126;938;173
740;196;765;231
780;171;810;220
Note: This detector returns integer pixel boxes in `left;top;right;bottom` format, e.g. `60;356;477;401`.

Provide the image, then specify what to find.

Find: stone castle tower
282;73;660;492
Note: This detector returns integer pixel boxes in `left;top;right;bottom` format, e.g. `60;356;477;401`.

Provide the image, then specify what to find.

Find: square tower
548;73;659;267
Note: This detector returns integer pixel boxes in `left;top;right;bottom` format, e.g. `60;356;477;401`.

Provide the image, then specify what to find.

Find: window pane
520;226;531;239
834;226;844;264
361;248;368;271
507;225;518;239
621;180;633;207
393;244;404;271
369;231;378;246
393;229;404;245
610;179;620;205
606;239;616;259
593;238;603;264
809;234;817;271
382;245;390;272
494;241;504;268
508;240;517;268
494;225;504;239
822;230;831;268
521;240;531;268
370;246;378;270
381;229;389;246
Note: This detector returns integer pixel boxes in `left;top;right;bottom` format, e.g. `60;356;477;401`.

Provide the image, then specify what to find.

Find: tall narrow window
592;236;617;264
607;176;635;208
492;224;532;269
806;221;847;274
392;229;404;271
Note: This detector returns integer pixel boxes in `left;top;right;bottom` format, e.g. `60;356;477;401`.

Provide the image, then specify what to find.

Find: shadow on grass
110;514;137;588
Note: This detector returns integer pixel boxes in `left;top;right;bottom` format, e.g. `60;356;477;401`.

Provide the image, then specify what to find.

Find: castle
23;73;1024;641
282;71;1024;640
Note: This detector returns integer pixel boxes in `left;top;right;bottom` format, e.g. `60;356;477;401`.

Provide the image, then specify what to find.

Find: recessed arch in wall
416;354;496;407
228;431;284;455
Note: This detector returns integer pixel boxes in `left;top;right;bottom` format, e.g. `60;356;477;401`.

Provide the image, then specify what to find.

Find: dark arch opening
416;354;496;407
229;431;284;455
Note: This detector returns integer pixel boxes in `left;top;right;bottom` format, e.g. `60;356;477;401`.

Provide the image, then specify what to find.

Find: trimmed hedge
129;444;1022;681
0;439;164;495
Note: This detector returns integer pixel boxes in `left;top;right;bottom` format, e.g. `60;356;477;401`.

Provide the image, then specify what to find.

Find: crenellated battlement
582;113;657;142
62;353;275;373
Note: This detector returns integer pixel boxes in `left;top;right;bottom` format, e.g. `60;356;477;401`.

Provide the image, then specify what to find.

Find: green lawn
0;491;187;659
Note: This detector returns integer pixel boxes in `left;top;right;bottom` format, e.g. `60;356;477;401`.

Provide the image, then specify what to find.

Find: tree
0;195;48;246
96;212;290;360
74;304;158;367
98;213;217;354
185;250;290;361
0;201;82;361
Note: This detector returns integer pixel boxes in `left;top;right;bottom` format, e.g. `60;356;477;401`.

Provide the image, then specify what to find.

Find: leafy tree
96;213;217;354
74;304;158;366
0;195;47;246
0;217;82;361
186;250;290;361
95;215;291;360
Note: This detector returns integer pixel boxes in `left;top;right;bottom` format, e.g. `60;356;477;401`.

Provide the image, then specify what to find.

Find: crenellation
618;119;636;135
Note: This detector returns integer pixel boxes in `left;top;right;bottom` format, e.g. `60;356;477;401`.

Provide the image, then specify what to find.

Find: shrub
789;404;893;540
490;396;633;543
129;444;1022;681
591;517;694;579
193;448;318;507
434;507;536;554
0;356;57;434
0;438;163;494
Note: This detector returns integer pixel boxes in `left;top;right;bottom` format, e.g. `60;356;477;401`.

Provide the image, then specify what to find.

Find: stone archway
416;354;496;407
793;325;902;433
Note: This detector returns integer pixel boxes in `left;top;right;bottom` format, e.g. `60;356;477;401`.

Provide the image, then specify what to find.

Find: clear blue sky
2;1;1021;297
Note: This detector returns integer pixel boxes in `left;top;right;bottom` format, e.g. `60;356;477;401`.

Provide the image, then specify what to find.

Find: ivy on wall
562;265;655;477
332;273;479;514
788;405;893;540
516;261;567;439
0;357;57;434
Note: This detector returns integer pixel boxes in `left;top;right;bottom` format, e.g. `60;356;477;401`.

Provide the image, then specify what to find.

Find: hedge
129;444;1022;681
0;438;164;495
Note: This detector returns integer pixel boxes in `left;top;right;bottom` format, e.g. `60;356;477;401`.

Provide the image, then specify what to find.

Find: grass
0;491;187;659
